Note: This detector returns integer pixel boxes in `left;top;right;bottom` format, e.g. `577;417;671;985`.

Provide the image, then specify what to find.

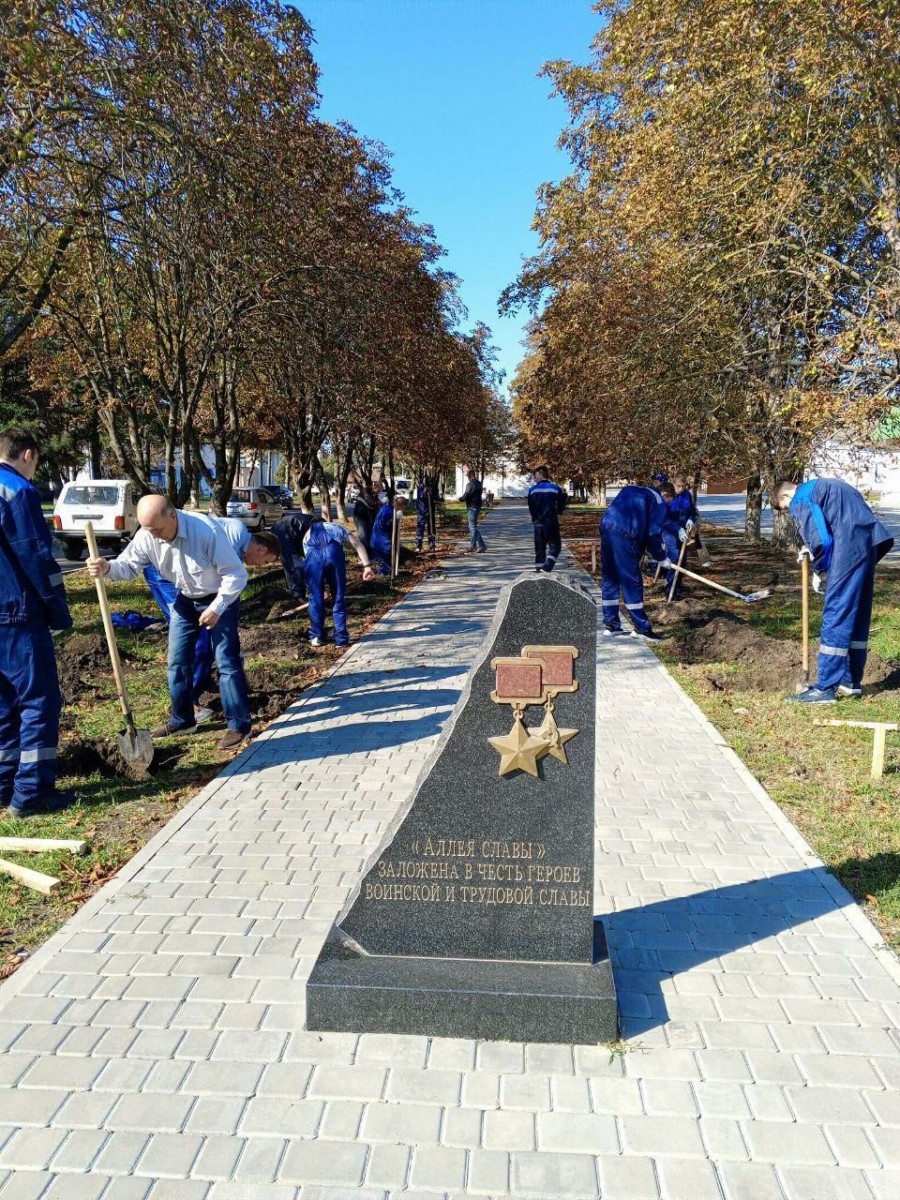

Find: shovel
84;522;155;774
666;535;691;604
668;560;772;604
798;552;810;690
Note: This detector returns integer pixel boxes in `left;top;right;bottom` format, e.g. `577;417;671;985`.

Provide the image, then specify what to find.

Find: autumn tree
507;0;900;542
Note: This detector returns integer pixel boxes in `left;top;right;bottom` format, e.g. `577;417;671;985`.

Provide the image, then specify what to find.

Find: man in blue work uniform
302;520;375;646
528;466;567;572
773;478;894;704
661;474;698;600
371;495;410;574
600;482;674;641
0;429;74;816
415;475;438;553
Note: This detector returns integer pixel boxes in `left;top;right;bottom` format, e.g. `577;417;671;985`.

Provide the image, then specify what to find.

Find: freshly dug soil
668;609;900;694
58;731;183;783
240;622;307;661
57;633;134;705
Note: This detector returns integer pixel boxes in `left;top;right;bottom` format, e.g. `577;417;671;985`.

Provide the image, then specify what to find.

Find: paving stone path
1;505;900;1200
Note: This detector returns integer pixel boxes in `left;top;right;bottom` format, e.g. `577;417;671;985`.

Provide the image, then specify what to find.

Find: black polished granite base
307;921;618;1045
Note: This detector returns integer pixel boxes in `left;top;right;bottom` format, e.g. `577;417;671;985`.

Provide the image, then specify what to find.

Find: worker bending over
661;474;697;600
600;482;673;642
773;478;894;704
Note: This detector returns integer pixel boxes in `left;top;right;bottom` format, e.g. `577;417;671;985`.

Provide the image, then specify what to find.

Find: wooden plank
0;837;86;855
0;858;59;895
815;720;899;732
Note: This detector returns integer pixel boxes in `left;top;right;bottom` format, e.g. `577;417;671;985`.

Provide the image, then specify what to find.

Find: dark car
265;484;294;509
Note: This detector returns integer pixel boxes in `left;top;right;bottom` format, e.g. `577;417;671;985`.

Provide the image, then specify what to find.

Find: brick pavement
0;504;899;1199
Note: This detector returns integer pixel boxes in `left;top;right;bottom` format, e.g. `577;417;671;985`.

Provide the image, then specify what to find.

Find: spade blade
117;727;155;773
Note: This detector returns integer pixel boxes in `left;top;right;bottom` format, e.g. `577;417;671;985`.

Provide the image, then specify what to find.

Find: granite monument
306;571;617;1044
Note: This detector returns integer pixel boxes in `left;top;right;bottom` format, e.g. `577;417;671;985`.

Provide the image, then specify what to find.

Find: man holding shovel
87;496;252;749
601;481;673;641
773;478;895;705
0;429;74;816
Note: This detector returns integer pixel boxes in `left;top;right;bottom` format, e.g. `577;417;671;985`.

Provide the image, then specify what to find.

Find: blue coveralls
415;482;437;550
271;512;317;601
371;503;396;575
528;480;567;571
600;486;667;634
304;522;350;646
662;489;698;599
789;478;894;690
0;463;72;812
143;566;214;704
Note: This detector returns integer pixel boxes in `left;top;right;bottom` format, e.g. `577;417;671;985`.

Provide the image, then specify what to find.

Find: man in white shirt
87;495;253;750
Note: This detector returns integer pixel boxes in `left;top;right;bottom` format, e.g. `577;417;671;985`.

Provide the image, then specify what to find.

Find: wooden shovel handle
84;522;136;735
801;553;810;679
667;536;690;604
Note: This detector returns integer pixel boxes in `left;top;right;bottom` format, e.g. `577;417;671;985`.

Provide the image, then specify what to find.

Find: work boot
219;729;249;751
9;788;76;818
151;721;197;739
836;685;863;699
602;624;626;637
631;629;664;643
786;686;836;705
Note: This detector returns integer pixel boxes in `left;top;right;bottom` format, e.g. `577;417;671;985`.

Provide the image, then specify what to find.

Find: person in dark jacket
352;481;380;554
415;475;439;552
661;474;698;600
773;478;894;704
600;483;673;641
527;466;567;571
460;469;486;552
0;429;74;815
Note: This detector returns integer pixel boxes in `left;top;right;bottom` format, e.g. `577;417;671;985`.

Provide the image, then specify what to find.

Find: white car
225;487;284;529
394;478;412;498
52;479;140;560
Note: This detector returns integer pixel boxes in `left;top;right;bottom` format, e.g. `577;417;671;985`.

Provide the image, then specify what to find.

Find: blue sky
294;0;601;390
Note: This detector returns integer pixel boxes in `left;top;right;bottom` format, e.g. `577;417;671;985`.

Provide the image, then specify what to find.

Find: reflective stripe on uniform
49;571;64;587
0;749;20;762
625;602;646;611
20;747;57;764
850;641;868;650
819;645;849;657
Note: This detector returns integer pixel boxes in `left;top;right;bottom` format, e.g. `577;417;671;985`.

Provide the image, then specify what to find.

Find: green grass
0;537;451;965
651;566;900;948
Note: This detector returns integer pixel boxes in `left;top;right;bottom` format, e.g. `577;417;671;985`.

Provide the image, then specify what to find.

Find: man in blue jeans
87;495;252;750
460;469;486;552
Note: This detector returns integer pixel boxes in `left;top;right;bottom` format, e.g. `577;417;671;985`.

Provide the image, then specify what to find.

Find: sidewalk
0;504;899;1200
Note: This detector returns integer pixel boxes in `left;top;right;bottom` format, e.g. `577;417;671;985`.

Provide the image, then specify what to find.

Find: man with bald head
87;496;252;749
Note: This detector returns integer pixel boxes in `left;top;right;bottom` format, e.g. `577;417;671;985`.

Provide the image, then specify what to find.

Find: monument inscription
307;572;617;1044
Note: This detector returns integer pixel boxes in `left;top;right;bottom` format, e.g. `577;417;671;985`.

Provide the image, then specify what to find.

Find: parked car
52;479;140;560
394;477;412;498
264;484;294;509
225;487;284;529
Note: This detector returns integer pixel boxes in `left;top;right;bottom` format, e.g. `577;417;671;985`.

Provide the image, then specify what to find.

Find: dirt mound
672;612;900;694
240;623;307;661
58;731;172;782
56;633;133;705
675;614;800;692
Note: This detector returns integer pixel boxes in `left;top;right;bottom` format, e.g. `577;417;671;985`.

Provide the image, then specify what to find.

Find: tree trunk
745;474;762;541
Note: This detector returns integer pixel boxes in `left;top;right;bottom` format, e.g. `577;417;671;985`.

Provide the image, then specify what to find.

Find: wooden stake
800;554;810;685
0;837;85;855
0;858;59;895
591;544;597;575
667;537;690;604
814;720;898;780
